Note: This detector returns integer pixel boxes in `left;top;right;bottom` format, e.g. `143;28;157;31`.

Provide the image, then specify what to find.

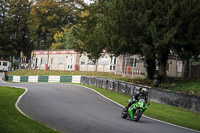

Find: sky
84;0;93;4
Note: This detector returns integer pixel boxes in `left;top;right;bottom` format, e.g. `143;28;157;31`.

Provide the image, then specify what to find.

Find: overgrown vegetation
0;86;60;133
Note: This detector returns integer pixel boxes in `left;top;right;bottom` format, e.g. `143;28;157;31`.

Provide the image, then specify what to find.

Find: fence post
2;72;8;81
198;60;200;78
189;59;191;78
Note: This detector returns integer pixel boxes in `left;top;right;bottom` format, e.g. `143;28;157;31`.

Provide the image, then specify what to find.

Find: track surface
0;76;198;133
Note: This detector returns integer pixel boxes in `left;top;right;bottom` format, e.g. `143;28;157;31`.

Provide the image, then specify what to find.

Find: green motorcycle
121;98;149;121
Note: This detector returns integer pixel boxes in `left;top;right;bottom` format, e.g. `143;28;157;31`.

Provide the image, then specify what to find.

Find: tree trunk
157;50;169;83
95;59;98;72
146;57;156;80
183;59;189;78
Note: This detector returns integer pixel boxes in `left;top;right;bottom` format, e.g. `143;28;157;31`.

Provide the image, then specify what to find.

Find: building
0;60;11;71
32;50;80;71
166;55;183;77
32;49;183;77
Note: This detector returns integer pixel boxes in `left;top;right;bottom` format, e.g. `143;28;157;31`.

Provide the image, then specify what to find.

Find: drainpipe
123;55;127;77
132;55;135;78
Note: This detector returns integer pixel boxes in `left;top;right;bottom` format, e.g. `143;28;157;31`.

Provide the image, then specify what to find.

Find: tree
147;0;181;82
173;0;200;77
81;0;180;81
0;0;13;58
73;0;155;76
50;25;76;50
86;0;157;79
73;0;200;81
7;0;33;57
0;0;32;59
73;3;107;67
28;0;76;50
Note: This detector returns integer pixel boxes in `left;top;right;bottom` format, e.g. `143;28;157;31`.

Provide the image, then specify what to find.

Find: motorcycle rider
125;87;148;111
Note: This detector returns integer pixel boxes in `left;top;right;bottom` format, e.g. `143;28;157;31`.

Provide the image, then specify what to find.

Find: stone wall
81;76;200;113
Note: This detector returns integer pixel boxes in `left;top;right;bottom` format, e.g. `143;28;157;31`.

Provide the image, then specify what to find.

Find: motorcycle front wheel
132;109;143;121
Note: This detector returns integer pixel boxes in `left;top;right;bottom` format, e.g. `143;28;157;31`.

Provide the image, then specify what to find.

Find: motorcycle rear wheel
121;107;128;119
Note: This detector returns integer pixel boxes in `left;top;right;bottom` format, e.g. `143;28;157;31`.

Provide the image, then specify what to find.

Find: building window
110;65;116;71
80;56;85;65
110;57;116;71
110;57;116;64
130;58;137;67
3;62;7;66
41;58;48;64
111;58;116;64
166;62;170;71
51;58;54;64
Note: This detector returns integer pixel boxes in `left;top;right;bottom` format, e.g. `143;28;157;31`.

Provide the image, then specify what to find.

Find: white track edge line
13;85;59;131
14;86;30;118
0;76;58;131
0;82;58;131
74;84;200;133
0;76;7;84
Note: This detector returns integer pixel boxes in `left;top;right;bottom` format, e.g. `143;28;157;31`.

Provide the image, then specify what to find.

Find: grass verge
160;79;200;96
0;86;60;133
82;84;200;131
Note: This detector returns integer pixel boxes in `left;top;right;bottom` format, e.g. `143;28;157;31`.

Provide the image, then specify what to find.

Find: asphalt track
0;75;199;133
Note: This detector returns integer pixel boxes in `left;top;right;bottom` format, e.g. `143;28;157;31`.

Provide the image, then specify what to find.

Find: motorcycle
121;98;150;121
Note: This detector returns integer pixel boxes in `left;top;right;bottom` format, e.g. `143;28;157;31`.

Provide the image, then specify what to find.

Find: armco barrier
28;76;38;82
13;76;20;82
80;76;200;113
72;76;81;83
20;76;28;82
60;76;72;82
48;76;60;82
8;76;13;82
6;75;79;83
38;76;49;82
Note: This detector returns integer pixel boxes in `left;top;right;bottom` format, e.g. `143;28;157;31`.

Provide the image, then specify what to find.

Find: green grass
7;70;116;77
170;81;200;95
83;85;200;131
159;79;200;96
0;86;60;133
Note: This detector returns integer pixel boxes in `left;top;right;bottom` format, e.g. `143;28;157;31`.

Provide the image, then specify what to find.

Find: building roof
33;49;79;55
0;59;9;62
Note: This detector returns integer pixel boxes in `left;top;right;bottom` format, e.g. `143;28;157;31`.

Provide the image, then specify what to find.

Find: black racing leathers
126;91;148;110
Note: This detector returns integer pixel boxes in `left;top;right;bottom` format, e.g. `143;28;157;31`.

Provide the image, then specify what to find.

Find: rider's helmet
140;88;148;96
